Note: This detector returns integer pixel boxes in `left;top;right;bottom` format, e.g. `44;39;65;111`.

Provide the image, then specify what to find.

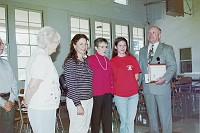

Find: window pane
0;7;5;19
132;27;145;60
17;45;30;56
80;19;89;29
15;9;28;22
95;21;102;31
0;32;6;41
138;28;143;36
115;25;121;33
16;22;29;33
180;61;192;73
17;57;29;68
29;11;42;23
16;33;29;44
30;34;37;45
71;18;79;28
114;0;127;5
180;48;191;60
18;69;26;81
103;23;110;32
122;26;128;34
80;29;89;35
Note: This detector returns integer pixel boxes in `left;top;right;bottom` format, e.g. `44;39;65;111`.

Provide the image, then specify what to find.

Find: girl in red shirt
110;37;141;133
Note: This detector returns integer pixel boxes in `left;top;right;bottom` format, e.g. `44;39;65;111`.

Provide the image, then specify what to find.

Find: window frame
15;8;43;80
180;47;192;73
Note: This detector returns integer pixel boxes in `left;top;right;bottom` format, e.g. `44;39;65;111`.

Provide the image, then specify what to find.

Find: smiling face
148;26;161;44
95;41;108;56
73;38;88;58
0;38;4;55
115;40;127;57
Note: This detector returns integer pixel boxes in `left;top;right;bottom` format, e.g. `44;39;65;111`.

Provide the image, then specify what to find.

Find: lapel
143;45;149;66
151;43;164;64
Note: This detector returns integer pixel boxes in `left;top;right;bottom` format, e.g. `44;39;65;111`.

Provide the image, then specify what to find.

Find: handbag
59;74;68;94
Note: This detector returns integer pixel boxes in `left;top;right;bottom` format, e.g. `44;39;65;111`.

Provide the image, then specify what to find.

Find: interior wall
0;0;147;89
148;0;200;74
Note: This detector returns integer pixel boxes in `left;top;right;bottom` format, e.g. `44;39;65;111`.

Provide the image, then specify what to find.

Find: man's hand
77;105;84;116
155;77;166;85
3;101;14;112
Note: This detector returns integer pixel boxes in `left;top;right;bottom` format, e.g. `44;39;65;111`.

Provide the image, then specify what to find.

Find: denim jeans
114;94;138;133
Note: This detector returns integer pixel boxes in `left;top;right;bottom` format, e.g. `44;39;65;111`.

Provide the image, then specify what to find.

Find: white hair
37;26;61;49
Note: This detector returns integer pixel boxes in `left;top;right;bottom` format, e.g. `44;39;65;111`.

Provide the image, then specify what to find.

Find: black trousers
0;96;15;133
91;93;112;133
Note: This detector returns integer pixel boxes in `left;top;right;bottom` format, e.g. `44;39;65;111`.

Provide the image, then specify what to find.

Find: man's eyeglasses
0;42;4;46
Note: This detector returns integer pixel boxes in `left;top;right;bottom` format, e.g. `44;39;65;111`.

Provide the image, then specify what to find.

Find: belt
0;93;10;97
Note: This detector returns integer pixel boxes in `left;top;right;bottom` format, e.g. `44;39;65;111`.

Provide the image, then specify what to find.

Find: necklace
95;54;107;70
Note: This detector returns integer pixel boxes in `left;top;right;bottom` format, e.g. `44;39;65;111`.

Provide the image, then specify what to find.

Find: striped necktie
148;45;154;64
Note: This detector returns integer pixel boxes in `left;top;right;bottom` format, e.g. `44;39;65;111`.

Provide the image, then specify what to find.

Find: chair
112;99;120;132
175;76;192;93
171;76;193;112
192;77;200;91
56;92;66;133
17;89;32;133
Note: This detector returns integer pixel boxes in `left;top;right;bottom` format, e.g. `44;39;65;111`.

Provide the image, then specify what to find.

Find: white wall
0;0;147;88
148;0;200;74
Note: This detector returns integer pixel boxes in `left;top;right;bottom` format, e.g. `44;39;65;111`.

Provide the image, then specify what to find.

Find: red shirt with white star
110;55;141;97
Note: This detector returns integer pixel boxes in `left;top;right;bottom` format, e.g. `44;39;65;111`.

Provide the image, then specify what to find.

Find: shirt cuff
0;97;7;107
8;93;16;103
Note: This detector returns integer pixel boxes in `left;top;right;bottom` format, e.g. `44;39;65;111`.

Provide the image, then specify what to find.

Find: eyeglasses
0;42;4;46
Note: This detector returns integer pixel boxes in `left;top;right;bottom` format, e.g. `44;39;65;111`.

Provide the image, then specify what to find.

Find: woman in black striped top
63;34;93;133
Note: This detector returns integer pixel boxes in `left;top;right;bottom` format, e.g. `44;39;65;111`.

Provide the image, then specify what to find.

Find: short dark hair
94;37;108;47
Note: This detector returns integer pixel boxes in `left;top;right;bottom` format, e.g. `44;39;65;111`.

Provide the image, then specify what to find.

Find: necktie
148;45;154;64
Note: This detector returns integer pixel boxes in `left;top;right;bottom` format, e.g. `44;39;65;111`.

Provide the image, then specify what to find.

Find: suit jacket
139;43;177;95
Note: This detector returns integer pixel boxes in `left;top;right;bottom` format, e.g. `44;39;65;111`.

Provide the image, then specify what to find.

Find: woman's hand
21;99;28;108
77;105;84;116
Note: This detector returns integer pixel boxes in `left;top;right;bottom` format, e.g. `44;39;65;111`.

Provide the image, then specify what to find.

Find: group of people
0;25;177;133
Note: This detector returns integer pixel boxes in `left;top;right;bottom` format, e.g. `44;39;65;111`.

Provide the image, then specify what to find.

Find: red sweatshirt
110;55;141;97
87;53;113;96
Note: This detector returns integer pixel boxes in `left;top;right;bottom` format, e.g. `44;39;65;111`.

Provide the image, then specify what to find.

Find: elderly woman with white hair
24;26;61;133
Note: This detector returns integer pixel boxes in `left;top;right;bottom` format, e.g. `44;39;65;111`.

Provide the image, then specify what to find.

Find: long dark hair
63;34;89;67
111;37;131;58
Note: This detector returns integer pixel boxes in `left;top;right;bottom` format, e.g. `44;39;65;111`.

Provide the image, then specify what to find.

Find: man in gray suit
139;26;177;133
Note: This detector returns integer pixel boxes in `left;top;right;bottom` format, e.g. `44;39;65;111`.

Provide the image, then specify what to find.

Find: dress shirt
0;57;18;107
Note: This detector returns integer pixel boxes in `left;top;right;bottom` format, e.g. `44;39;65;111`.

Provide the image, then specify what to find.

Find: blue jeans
114;94;138;133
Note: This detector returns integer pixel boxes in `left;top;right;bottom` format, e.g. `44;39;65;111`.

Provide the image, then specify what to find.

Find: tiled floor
15;90;199;133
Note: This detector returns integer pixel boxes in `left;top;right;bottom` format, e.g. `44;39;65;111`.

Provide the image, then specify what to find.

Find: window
70;17;90;42
180;48;192;73
95;21;111;58
115;24;129;43
114;0;128;5
0;6;7;60
132;27;145;60
15;9;43;80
